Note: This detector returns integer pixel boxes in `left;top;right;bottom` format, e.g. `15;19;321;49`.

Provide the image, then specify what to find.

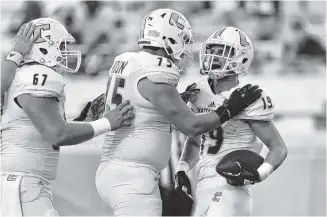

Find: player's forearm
1;60;17;95
264;140;288;171
190;112;222;137
177;111;221;137
49;119;111;146
54;122;95;146
177;137;200;172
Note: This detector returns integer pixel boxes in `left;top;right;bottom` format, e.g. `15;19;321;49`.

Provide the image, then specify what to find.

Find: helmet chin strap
51;65;65;75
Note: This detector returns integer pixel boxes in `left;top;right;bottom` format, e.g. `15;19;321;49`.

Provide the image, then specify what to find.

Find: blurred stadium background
1;0;326;216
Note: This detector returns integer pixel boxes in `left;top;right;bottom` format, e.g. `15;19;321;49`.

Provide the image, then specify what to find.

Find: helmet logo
148;30;160;37
34;24;51;43
169;12;185;30
239;31;250;47
213;27;227;38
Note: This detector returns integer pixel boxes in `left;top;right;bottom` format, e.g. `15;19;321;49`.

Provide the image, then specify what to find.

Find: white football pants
0;173;58;216
95;159;162;216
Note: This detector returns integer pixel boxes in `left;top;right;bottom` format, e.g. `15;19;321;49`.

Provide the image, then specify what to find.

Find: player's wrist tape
90;118;112;137
176;161;190;173
214;105;231;125
6;51;23;66
257;162;273;181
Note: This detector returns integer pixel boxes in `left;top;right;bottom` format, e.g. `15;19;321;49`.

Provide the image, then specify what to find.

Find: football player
95;10;262;216
0;18;134;216
175;27;288;216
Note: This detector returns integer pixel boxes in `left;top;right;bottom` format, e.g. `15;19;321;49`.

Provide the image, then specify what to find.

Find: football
216;150;264;177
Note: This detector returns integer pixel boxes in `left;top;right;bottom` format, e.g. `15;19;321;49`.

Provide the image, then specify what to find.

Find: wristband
257;162;273;181
6;51;23;66
89;118;112;137
176;161;190;173
214;105;231;125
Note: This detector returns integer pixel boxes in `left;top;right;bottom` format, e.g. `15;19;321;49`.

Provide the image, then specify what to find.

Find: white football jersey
102;51;180;170
1;64;65;180
188;76;274;182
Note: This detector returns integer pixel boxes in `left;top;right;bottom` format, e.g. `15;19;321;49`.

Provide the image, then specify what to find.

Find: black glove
175;171;194;204
215;84;262;124
73;102;92;122
73;93;106;122
180;83;200;103
223;160;260;186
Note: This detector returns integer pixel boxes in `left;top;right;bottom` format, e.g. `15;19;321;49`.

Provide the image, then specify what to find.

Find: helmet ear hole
168;37;176;44
39;48;48;55
242;58;248;64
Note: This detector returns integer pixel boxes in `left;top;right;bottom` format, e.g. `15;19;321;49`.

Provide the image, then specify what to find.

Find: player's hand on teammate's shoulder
11;22;40;56
238;84;263;107
226;84;262;117
215;84;262;124
180;83;200;103
103;100;135;130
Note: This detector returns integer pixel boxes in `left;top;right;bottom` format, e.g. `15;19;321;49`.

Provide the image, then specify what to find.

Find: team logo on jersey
208;101;216;108
239;31;250;47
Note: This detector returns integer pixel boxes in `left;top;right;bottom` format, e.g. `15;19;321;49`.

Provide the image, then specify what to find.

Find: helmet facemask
56;36;81;73
165;31;194;72
200;41;239;79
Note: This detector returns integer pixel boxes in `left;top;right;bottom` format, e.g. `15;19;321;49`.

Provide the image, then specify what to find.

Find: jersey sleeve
13;65;64;99
237;88;275;121
142;57;180;86
147;73;179;86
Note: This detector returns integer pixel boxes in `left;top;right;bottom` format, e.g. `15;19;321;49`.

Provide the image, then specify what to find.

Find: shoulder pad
188;76;213;105
194;76;210;86
13;65;64;99
109;52;139;78
138;52;180;86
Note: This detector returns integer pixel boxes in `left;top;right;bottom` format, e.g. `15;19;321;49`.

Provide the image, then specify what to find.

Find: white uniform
1;64;65;216
189;76;274;216
95;51;180;216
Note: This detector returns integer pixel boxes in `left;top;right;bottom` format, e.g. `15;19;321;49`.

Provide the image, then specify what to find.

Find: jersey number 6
33;73;48;86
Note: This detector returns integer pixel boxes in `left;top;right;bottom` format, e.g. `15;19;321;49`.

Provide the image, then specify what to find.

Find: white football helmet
200;27;254;79
24;18;81;73
138;8;194;72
